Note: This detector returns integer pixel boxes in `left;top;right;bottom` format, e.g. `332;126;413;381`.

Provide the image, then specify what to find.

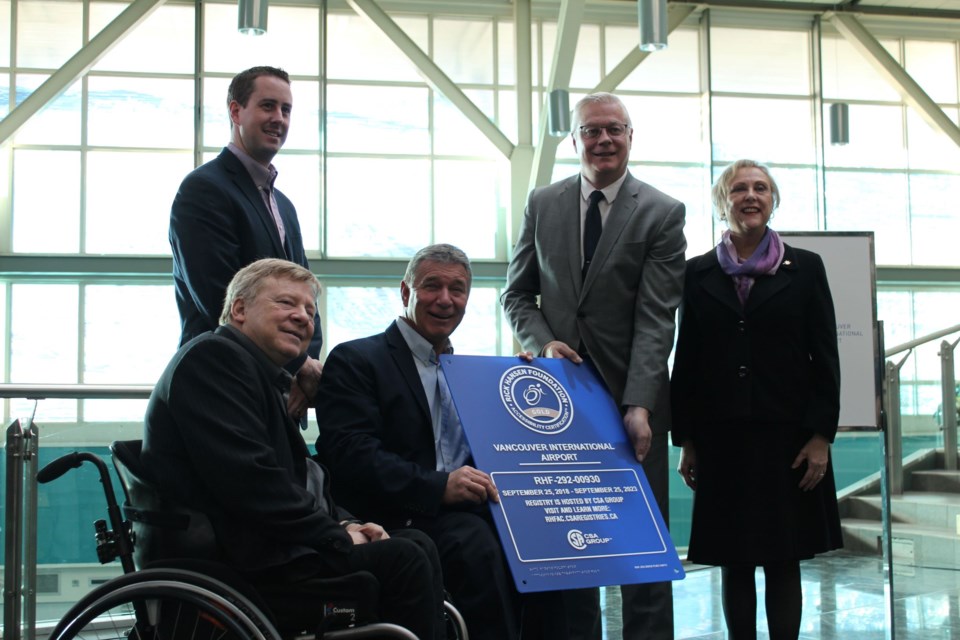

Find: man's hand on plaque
443;466;500;505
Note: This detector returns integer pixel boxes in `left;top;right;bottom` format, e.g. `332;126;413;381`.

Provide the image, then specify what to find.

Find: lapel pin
783;260;792;265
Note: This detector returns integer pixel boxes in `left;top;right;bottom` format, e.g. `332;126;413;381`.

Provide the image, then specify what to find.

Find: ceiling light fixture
238;0;268;35
548;89;571;137
639;0;668;52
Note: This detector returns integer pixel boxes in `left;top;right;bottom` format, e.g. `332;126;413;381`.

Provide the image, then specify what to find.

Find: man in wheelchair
142;258;447;639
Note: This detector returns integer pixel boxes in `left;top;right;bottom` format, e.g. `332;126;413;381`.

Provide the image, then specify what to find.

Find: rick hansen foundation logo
499;366;574;435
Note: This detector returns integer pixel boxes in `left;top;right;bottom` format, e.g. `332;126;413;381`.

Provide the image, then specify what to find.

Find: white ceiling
720;0;960;14
616;0;960;17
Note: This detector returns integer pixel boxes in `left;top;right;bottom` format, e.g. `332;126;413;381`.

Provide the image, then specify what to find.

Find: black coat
670;242;843;565
143;326;353;574
169;148;322;360
315;321;451;527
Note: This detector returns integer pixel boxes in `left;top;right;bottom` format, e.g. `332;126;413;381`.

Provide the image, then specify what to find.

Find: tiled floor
599;550;960;639
29;550;960;639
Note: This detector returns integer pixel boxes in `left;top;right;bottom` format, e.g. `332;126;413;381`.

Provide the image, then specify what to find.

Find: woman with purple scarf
671;160;842;639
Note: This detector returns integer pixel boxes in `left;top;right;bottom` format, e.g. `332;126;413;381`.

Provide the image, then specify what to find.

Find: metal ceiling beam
529;0;587;190
828;11;960;148
346;0;515;158
0;0;166;146
508;0;535;256
594;4;697;94
515;0;534;149
675;0;960;21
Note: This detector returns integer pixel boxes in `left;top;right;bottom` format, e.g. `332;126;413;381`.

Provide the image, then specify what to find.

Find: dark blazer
501;172;686;433
315;321;451;528
169;147;322;359
142;326;352;574
670;242;841;445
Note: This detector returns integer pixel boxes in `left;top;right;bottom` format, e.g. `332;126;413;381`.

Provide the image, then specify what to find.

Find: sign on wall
781;231;880;430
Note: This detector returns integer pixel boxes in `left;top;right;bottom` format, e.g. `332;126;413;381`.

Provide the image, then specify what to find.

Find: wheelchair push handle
38;451;97;484
38;450;137;575
39;451;118;504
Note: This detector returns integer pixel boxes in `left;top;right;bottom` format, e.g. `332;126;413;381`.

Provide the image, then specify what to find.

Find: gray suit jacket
501;172;686;434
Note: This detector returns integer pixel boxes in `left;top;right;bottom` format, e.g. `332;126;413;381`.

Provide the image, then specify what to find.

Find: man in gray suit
501;92;686;640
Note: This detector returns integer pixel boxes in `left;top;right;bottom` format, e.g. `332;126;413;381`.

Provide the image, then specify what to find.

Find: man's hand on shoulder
443;466;499;505
288;356;323;419
623;406;652;463
542;340;583;363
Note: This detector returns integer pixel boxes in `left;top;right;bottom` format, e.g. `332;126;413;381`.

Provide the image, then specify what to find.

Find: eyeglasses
578;123;631;139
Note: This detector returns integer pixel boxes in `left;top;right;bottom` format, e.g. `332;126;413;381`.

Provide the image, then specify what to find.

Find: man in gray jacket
502;92;686;640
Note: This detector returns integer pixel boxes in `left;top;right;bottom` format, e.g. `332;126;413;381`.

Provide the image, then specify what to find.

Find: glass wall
3;0;960;620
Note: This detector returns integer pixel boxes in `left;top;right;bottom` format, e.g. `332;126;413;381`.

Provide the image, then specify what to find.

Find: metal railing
883;322;960;494
0;384;153;400
5;418;38;640
0;385;151;640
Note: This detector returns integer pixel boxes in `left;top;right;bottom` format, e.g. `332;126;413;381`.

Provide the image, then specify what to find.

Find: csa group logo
499;365;574;435
566;529;613;550
567;529;587;551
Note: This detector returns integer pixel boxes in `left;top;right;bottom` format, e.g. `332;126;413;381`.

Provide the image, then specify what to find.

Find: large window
3;3;960;613
822;34;960;266
3;0;960;428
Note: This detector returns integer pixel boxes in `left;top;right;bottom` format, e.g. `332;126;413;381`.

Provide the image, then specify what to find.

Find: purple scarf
716;228;784;306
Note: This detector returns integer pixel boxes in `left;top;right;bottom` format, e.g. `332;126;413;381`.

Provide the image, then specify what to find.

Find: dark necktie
582;190;605;280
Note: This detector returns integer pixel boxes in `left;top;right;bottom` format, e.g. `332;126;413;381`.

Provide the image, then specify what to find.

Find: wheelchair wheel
50;569;281;640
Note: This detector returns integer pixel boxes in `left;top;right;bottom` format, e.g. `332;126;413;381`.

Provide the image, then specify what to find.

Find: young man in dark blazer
142;258;446;639
169;66;322;421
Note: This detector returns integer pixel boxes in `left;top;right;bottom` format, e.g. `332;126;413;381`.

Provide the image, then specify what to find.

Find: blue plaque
440;355;685;592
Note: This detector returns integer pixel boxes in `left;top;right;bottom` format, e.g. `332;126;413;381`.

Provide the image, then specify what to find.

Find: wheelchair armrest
122;504;191;530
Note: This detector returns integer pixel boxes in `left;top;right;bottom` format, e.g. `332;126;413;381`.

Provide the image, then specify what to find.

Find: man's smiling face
573;100;633;189
231;276;315;366
230;74;292;167
400;260;470;353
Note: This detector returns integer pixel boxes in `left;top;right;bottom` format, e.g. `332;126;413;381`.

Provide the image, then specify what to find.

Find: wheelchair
38;441;468;640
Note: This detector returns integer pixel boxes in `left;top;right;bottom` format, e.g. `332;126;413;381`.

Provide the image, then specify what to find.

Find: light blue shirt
395;318;471;472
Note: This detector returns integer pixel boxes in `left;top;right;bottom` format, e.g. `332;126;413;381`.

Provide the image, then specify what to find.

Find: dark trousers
417;507;606;640
538;434;674;640
522;588;601;640
250;529;445;640
417;509;522;640
622;432;674;640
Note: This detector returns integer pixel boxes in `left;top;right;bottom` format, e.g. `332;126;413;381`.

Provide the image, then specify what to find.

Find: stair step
843;492;960;528
840;518;959;569
836;449;960;570
910;470;960;492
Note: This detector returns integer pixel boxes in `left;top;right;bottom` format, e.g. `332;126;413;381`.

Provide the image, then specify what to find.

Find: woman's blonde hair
711;159;781;221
